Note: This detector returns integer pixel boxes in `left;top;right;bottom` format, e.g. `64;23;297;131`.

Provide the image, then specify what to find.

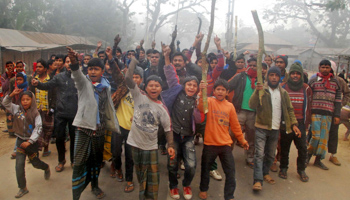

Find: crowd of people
1;31;350;200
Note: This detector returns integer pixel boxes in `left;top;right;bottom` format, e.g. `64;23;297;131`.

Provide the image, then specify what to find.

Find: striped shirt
284;85;304;120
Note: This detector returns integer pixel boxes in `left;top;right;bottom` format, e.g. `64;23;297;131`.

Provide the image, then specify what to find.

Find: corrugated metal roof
0;28;101;52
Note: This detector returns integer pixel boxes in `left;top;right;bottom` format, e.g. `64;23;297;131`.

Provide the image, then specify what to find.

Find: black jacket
36;69;78;118
228;71;251;113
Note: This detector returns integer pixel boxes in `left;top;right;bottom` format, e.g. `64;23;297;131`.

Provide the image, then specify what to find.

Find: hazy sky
130;0;276;35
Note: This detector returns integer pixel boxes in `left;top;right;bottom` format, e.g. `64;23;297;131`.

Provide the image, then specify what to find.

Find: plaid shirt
35;74;50;111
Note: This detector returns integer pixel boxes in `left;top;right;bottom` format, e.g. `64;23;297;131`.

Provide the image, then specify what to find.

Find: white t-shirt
127;86;171;150
269;87;281;130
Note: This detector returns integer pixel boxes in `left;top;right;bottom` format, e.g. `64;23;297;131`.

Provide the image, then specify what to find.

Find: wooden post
233;16;238;60
251;10;265;104
201;0;216;114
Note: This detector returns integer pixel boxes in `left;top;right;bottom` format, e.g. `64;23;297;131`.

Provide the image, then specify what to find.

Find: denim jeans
112;126;133;182
280;121;307;171
253;128;279;184
200;145;236;200
168;133;196;189
16;138;48;189
237;110;256;163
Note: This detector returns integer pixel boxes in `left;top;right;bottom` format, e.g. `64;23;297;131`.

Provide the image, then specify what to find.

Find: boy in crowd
198;79;249;200
67;47;120;200
249;67;299;191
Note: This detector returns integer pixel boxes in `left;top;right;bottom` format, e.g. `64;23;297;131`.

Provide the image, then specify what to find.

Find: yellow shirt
35;74;50;111
116;92;134;130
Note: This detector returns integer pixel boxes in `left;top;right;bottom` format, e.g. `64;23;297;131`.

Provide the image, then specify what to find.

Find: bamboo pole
251;10;265;105
233;16;237;60
200;0;216;114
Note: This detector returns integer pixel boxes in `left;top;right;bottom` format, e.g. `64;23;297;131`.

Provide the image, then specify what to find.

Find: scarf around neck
88;75;109;125
317;72;334;89
246;67;257;89
287;76;303;91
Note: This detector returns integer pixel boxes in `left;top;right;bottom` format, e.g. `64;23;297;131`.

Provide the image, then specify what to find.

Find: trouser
6;109;14;135
55;116;75;163
328;117;339;154
72;129;105;200
237;110;256;163
39;110;54;149
16;138;49;189
112;126;133;182
132;147;159;200
253;128;279;184
280;121;307;171
200;145;236;200
168;134;196;189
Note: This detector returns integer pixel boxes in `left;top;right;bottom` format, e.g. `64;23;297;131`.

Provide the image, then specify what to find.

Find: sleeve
2;95;19;114
248;88;261;109
29;115;42;144
228;105;246;145
164;64;180;88
211;50;224;80
285;92;298;126
186;46;195;62
125;58;138;89
36;75;58;90
197;92;204;113
71;65;87;91
228;74;239;92
9;78;15;94
334;81;342;118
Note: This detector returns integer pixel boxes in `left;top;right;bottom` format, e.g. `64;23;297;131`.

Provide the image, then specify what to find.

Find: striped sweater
308;76;342;117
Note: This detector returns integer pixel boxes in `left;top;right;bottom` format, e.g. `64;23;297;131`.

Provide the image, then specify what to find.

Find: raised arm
163;45;180;88
125;57;138;89
67;46;87;91
112;34;121;58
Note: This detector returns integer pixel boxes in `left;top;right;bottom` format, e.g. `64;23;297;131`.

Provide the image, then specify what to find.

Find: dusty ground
0;110;349;200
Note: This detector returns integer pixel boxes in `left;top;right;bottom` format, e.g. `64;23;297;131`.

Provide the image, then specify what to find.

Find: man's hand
224;50;231;60
243;50;250;55
242;142;249;150
293;125;302;138
168;147;176;160
199;80;208;90
163;45;171;58
334;117;340;125
97;41;102;49
31;79;39;87
20;141;31;149
114;34;121;45
193;33;204;47
151;40;156;49
214;35;221;47
140;39;144;47
10;88;23;97
105;46;113;60
67;46;78;65
256;82;263;91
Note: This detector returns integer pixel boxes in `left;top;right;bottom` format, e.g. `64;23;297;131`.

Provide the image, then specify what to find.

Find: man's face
248;61;257;70
88;66;104;82
235;59;245;69
275;58;286;74
172;55;185;71
150;53;160;67
147;53;152;61
213;85;228;101
84;56;91;65
36;63;47;76
145;80;162;101
290;71;301;83
65;57;71;71
116;51;122;58
182;50;189;55
16;63;24;73
127;51;135;59
197;59;203;68
139;50;145;61
210;59;218;70
262;67;267;77
55;58;64;69
268;73;280;87
16;77;24;85
133;74;143;86
6;63;14;73
319;65;331;76
21;95;32;110
98;53;106;60
184;80;198;97
264;57;272;66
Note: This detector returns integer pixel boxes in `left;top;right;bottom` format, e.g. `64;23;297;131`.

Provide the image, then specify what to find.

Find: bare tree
116;0;137;48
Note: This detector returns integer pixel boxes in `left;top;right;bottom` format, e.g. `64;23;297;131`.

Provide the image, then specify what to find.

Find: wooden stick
201;0;216;114
251;10;265;105
233;16;238;60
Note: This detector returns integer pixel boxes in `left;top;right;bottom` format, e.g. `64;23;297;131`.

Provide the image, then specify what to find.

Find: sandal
298;170;309;182
124;182;134;193
15;188;29;198
263;174;276;185
11;152;16;159
116;170;123;182
55;160;66;172
91;187;106;199
43;151;51;157
278;168;288;179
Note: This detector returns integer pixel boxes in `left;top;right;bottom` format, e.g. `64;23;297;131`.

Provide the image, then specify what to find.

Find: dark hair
20;91;34;100
50;54;56;59
171;52;187;62
181;48;189;54
146;49;153;55
55;54;64;60
319;59;331;67
152;50;160;55
235;56;245;62
63;55;69;63
214;79;229;90
116;47;122;54
37;59;48;69
84;54;92;58
16;60;24;66
127;50;136;54
88;58;104;70
262;63;268;69
48;59;54;67
16;73;24;79
98;51;106;56
248;57;257;63
5;61;13;66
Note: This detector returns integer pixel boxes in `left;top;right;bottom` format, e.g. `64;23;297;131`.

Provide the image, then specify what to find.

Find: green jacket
249;84;298;133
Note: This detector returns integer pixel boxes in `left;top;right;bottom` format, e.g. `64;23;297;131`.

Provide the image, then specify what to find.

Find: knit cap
134;66;144;78
276;55;288;66
289;63;303;75
268;66;281;77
